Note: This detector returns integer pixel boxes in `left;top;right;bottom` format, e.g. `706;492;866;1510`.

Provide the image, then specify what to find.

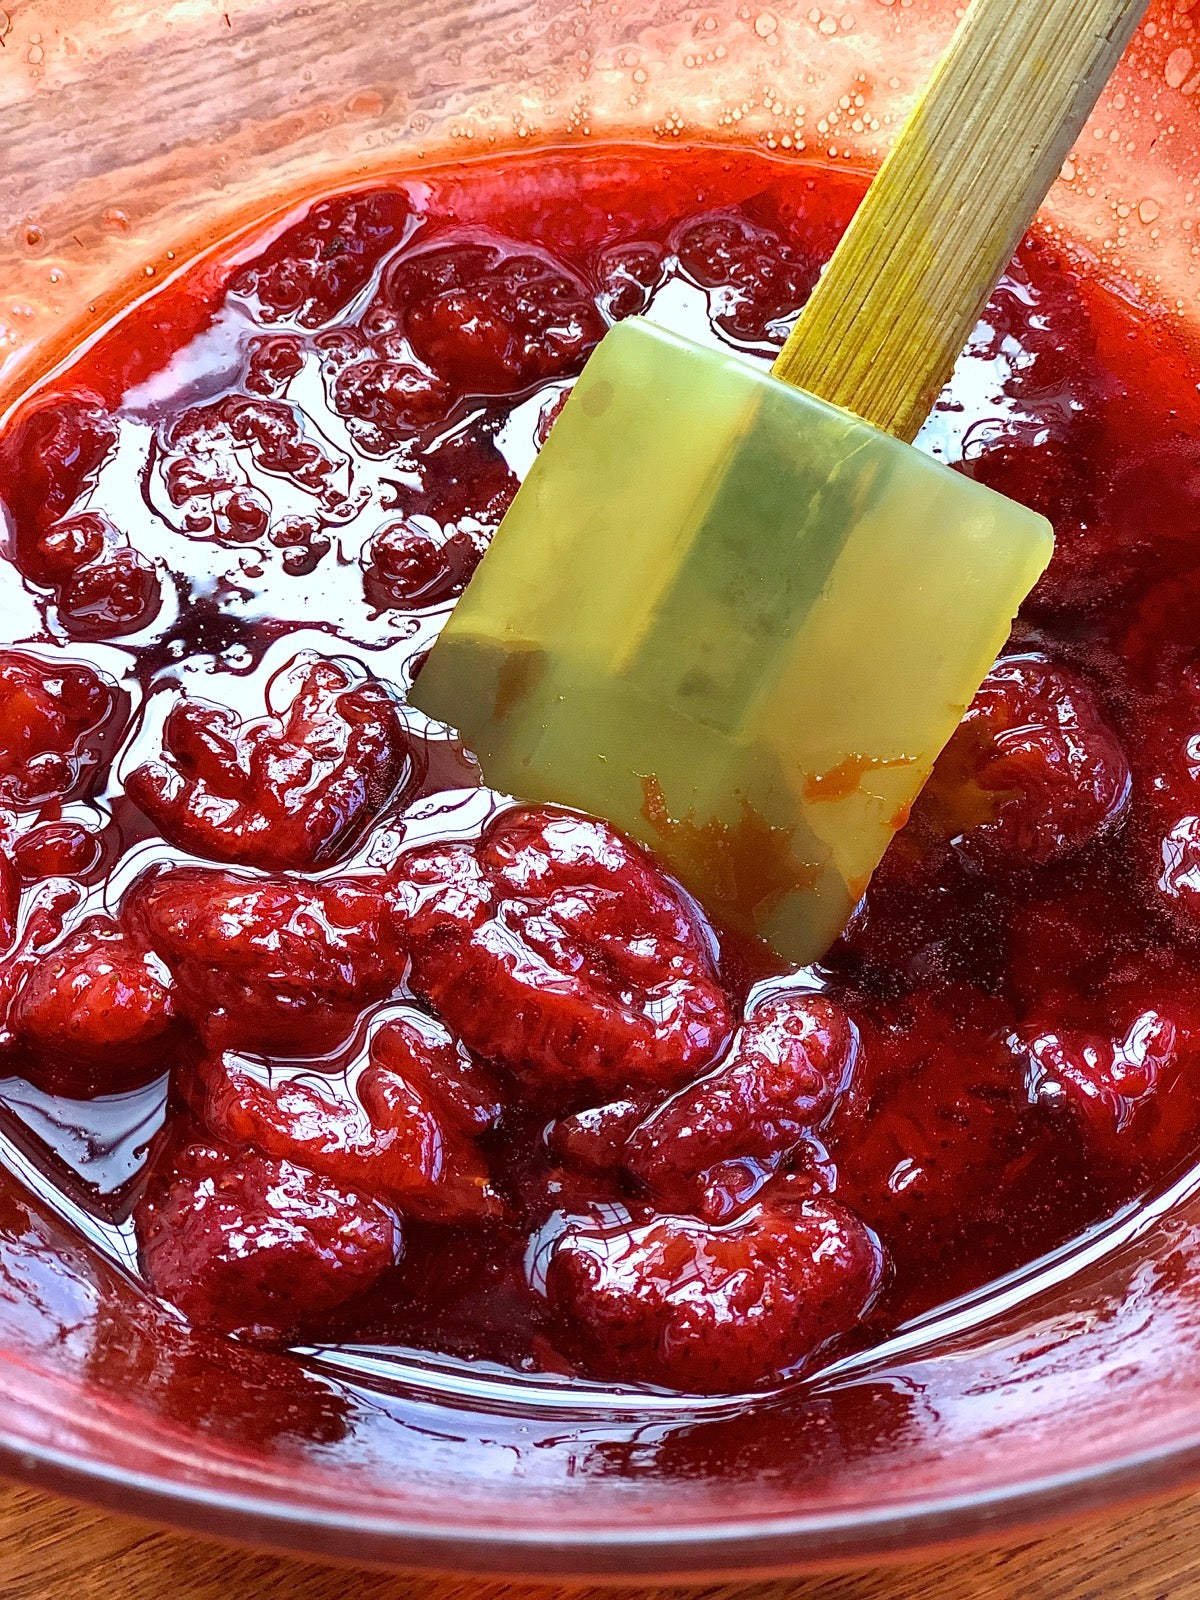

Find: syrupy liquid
2;144;1200;1394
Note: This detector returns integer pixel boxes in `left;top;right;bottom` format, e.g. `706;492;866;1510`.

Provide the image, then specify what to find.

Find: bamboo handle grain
771;0;1148;442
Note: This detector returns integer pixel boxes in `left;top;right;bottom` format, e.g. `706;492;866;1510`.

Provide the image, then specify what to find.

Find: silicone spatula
411;0;1148;965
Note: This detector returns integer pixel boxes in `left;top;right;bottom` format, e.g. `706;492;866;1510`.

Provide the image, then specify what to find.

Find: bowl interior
1;0;1200;1574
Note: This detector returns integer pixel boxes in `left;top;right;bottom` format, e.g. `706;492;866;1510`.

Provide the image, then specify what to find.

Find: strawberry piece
330;352;451;455
917;654;1130;869
230;189;411;329
363;520;483;611
543;1198;883;1393
126;657;410;871
12;821;102;881
25;511;117;585
596;241;666;321
547;1095;662;1176
56;547;162;640
1012;1010;1181;1159
827;999;1016;1242
825;991;1060;1299
0;396;164;639
625;991;858;1221
135;1143;401;1337
389;807;732;1104
372;238;603;395
160;394;349;550
204;1014;502;1223
0;392;117;565
369;1012;504;1136
0;650;117;809
9;918;177;1095
245;334;305;396
168;395;334;493
124;866;405;1051
674;210;818;347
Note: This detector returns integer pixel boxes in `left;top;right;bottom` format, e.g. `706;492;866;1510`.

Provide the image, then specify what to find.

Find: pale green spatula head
410;318;1053;964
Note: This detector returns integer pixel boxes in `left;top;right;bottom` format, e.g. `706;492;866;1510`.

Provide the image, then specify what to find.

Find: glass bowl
1;0;1200;1576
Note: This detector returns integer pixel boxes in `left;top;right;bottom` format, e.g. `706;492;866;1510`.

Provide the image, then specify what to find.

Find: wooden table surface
3;1480;1200;1600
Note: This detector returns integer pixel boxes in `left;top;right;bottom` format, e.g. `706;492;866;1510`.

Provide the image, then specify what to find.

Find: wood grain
2;1479;1200;1600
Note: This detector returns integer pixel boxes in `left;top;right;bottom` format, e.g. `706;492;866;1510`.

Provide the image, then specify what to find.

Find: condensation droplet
347;89;384;117
1139;198;1161;224
1166;47;1193;89
754;10;778;36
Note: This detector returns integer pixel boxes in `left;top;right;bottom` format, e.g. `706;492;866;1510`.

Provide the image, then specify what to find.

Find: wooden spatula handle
770;0;1148;443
